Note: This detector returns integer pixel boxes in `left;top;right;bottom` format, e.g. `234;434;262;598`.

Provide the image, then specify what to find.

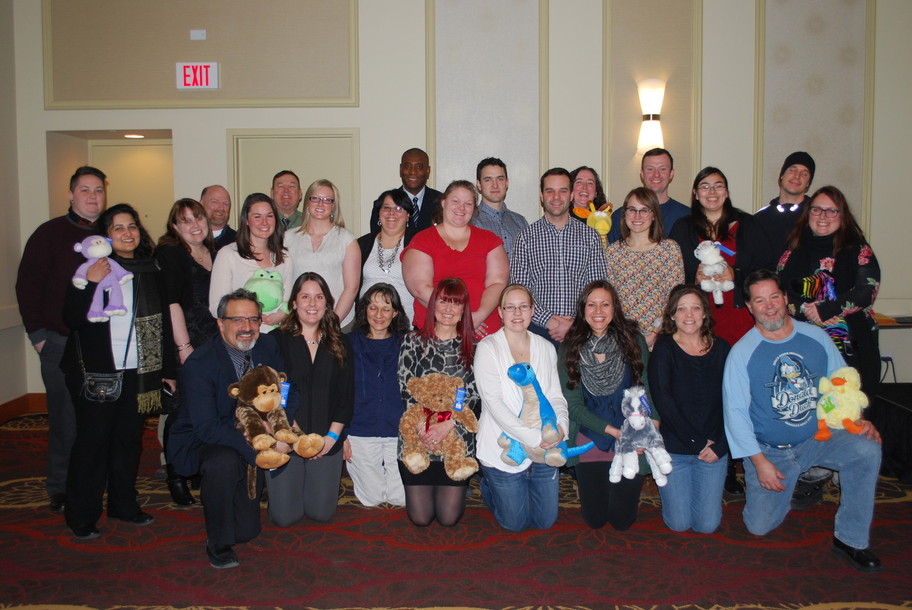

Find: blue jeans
742;429;881;549
658;453;728;533
480;462;559;532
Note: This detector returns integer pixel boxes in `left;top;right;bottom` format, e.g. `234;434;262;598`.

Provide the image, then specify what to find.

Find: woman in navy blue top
648;284;730;533
343;283;411;506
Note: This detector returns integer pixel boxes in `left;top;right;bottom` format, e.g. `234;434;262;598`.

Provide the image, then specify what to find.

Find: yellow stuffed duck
814;366;868;441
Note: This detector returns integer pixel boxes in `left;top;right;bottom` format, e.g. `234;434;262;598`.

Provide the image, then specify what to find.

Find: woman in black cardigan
61;204;176;540
267;272;354;526
669;167;775;347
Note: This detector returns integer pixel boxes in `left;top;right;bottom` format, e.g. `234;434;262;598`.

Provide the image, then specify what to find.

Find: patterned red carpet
0;414;910;610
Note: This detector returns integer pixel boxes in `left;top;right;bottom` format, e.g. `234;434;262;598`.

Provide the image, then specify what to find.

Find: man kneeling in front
722;269;883;572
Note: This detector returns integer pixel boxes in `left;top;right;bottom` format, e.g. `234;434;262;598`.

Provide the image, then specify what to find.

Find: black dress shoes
831;536;883;573
166;464;196;505
71;526;100;540
49;494;66;514
110;511;155;526
206;540;239;569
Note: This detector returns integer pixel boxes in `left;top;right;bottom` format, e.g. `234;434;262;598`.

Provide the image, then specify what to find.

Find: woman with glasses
403;180;509;339
669;167;774;346
606;187;684;350
286;179;361;327
266;272;354;526
209;193;292;332
778;185;881;395
357;189;416;324
475;284;569;531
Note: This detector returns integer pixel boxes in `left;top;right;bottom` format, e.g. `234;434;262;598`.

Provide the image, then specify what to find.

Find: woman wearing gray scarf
558;280;656;530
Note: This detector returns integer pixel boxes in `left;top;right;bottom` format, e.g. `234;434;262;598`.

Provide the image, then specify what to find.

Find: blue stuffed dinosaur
499;362;594;468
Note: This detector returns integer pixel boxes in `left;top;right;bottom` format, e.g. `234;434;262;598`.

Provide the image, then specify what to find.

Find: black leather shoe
110;511;154;526
71;526;100;540
206;540;239;569
49;494;66;514
167;465;196;506
791;478;826;510
831;537;883;573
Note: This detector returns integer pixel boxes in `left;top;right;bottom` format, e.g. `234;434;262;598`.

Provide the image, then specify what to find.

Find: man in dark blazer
200;185;237;250
369;147;442;234
167;288;288;569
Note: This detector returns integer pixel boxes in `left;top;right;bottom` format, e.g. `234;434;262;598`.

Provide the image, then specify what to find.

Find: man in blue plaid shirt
509;167;608;348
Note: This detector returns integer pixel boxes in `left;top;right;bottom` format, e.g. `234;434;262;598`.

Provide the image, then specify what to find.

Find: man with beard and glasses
722;270;884;573
168;289;289;569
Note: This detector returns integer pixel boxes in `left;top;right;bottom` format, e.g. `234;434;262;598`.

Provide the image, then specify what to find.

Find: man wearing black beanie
755;151;816;254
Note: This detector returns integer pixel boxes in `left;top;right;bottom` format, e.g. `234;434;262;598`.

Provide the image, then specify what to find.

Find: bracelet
177;342;192;352
326;430;339;441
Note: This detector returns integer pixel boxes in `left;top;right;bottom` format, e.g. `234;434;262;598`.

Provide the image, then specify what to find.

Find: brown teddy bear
399;373;479;481
231;365;325;470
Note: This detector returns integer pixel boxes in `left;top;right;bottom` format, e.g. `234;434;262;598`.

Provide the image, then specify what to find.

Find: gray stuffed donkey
609;386;673;486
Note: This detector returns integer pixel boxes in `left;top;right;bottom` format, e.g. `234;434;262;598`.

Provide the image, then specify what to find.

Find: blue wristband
326;430;339;441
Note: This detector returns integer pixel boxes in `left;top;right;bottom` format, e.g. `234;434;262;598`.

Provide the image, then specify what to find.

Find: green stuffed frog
243;269;287;313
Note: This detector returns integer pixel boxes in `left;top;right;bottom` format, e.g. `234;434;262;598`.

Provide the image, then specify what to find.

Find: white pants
346;436;405;507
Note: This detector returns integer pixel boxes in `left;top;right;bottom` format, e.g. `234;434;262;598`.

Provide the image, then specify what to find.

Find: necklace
376;236;402;274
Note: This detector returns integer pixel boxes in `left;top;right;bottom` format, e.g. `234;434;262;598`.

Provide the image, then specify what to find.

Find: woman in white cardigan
475;284;569;532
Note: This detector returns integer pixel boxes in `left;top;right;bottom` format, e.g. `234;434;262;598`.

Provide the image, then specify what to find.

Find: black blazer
368;186;443;235
167;332;286;475
213;225;237;251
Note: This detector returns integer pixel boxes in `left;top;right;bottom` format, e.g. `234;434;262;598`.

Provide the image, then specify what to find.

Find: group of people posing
15;146;884;573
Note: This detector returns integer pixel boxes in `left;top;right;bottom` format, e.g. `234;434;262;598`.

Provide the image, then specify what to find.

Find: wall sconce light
637;78;665;153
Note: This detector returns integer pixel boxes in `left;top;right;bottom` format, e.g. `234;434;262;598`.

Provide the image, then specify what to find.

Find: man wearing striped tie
369;147;442;235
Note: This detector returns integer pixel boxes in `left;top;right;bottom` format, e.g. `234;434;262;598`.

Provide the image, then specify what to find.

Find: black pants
65;371;145;531
198;444;263;548
575;461;644;530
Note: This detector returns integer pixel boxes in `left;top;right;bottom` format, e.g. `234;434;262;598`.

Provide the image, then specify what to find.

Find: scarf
579;332;625;396
114;255;164;414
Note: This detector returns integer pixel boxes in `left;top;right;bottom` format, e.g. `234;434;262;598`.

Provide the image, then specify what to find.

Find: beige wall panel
434;0;541;220
761;0;867;214
607;0;697;206
701;0;756;208
44;0;355;108
0;0;26;404
548;0;603;176
89;142;175;242
46;132;89;218
230;131;360;236
871;0;912;383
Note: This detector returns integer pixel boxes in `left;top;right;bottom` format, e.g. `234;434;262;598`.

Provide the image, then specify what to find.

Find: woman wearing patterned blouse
778;185;881;395
606;187;684;350
397;278;479;526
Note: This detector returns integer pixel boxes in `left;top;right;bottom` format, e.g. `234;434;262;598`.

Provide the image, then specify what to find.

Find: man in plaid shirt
509;167;608;348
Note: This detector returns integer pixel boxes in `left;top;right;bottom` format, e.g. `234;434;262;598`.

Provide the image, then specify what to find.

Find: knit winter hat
779;151;816;184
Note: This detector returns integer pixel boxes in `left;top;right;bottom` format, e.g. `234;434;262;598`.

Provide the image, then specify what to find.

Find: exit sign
176;63;219;89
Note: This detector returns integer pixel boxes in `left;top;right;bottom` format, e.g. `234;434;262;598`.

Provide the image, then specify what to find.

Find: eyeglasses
501;304;532;313
222;316;262;325
381;205;405;214
809;206;840;218
624;207;654;217
697;184;727;192
308;196;335;205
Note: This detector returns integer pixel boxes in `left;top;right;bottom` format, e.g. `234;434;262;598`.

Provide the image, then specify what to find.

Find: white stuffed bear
693;241;734;305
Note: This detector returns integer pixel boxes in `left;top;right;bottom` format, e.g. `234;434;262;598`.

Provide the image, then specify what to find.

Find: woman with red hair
397;277;479;526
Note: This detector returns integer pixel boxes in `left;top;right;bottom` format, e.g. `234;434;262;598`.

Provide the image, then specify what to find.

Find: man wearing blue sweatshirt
722;270;883;573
